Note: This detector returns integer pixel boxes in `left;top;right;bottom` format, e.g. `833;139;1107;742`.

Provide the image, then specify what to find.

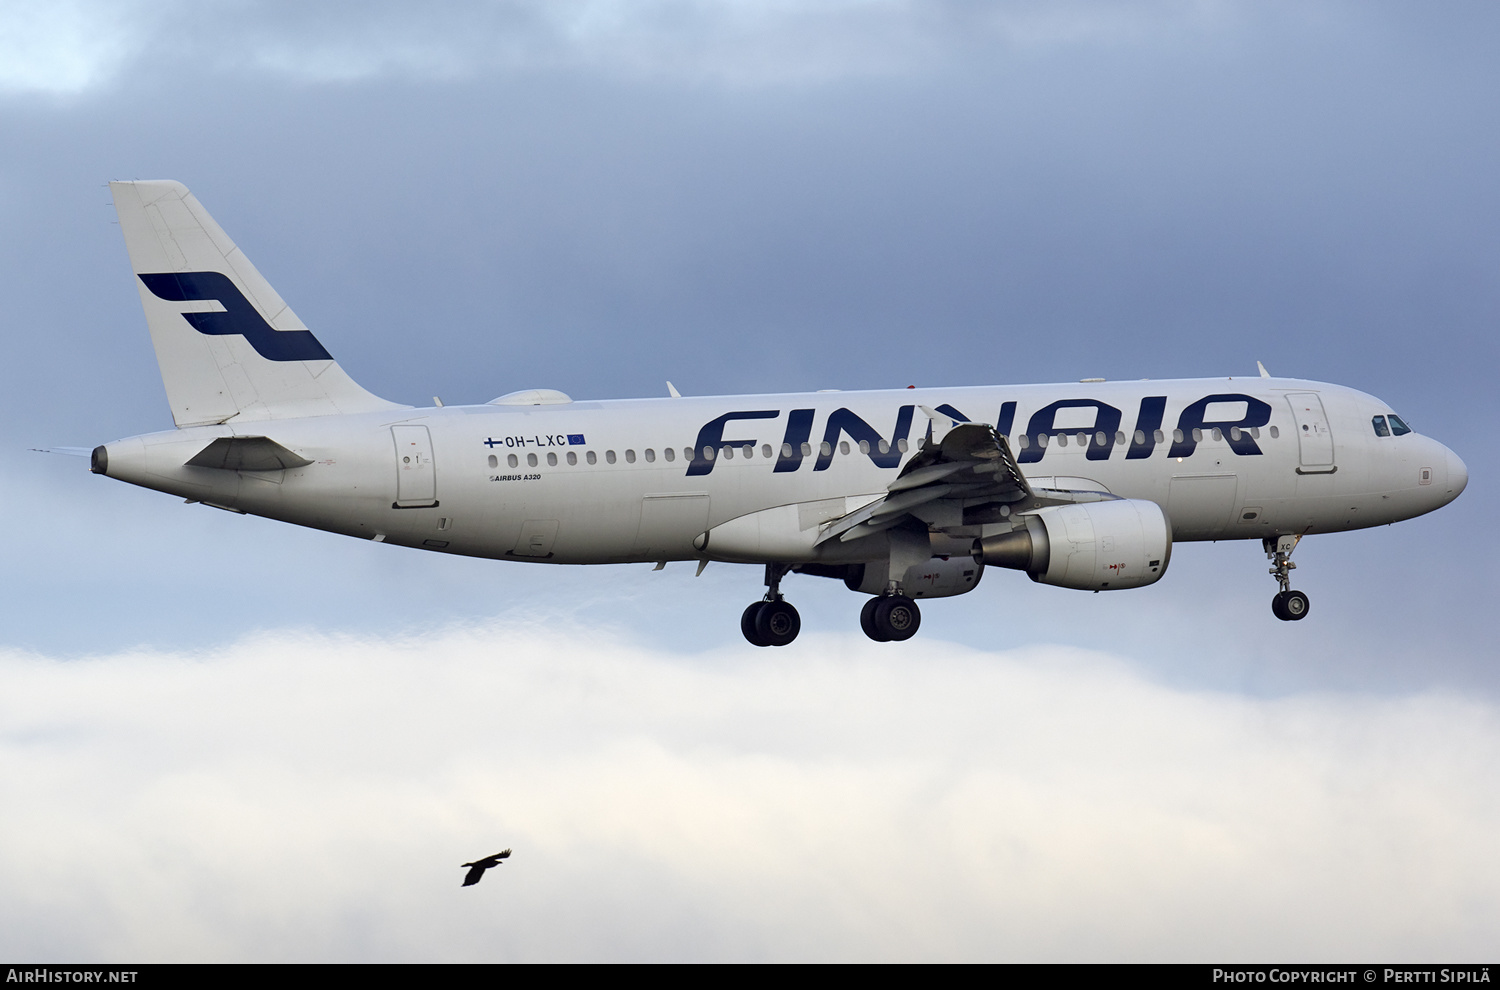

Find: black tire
873;596;921;642
755;600;802;647
1283;590;1310;621
860;597;889;642
741;601;769;646
1271;591;1290;621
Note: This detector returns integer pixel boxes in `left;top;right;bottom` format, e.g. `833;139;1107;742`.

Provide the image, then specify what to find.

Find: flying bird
461;849;512;886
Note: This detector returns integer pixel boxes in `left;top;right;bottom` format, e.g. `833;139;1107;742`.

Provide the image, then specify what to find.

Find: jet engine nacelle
840;555;985;599
973;499;1171;591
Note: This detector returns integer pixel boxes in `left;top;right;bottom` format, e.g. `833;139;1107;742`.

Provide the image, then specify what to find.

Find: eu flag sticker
568;434;586;445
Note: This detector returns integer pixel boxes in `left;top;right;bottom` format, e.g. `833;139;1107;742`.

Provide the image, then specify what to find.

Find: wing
496;848;512;860
462;864;487;886
816;423;1036;545
815;421;1119;548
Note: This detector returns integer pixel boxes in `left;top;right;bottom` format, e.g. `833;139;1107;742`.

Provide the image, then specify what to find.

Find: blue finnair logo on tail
139;272;333;362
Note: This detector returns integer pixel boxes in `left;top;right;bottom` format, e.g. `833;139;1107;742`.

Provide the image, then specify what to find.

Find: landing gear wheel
742;602;769;646
871;595;921;642
860;597;889;642
755;600;801;647
1272;590;1310;622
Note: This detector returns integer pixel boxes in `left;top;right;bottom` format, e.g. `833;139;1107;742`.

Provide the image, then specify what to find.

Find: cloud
1;621;1496;961
0;2;151;94
1;0;1241;94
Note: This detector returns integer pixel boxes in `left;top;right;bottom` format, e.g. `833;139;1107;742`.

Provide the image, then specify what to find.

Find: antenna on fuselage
1257;361;1271;378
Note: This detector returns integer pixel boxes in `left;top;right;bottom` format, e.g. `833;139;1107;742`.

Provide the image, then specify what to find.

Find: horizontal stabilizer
186;436;313;471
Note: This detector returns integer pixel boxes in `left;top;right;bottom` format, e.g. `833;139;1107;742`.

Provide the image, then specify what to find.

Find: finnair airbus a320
83;180;1467;645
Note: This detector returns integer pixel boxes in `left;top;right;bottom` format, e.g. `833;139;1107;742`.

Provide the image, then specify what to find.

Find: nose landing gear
1265;535;1310;621
742;563;802;647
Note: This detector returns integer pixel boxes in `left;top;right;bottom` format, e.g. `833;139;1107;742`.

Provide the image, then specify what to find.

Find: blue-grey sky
2;0;1497;962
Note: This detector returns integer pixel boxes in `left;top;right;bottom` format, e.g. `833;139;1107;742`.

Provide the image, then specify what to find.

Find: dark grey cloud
0;2;1255;94
1;6;1495;681
4;0;1499;963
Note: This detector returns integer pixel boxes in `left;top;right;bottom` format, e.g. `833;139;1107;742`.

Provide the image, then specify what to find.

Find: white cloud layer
1;621;1496;962
0;0;1237;93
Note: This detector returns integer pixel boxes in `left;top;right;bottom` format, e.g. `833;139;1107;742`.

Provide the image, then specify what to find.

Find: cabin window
606;450;617;464
1076;432;1088;446
644;448;656;463
527;453;538;467
1134;430;1145;445
1017;435;1030;449
702;446;715;461
1269;426;1280;438
664;447;675;462
1095;431;1107;446
625;449;636;463
782;443;793;458
1251;427;1261;438
508;453;519;468
858;440;870;454
1211;428;1222;442
1173;429;1184;444
897;438;909;452
487;454;498;468
840;441;850;456
1056;434;1068;447
762;444;773;459
743;444;754;458
1154;429;1165;444
567;451;577;465
721;446;733;460
1115;431;1126;446
820;442;832;456
546;452;557;466
801;442;813;457
878;439;890;454
1192;428;1203;442
1388;414;1412;436
1230;427;1241;441
1372;415;1390;437
586;451;597;465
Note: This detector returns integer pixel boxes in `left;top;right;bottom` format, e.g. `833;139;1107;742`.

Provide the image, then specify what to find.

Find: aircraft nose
1445;445;1468;501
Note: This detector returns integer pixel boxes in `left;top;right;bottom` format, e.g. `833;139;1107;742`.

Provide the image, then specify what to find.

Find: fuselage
96;376;1467;567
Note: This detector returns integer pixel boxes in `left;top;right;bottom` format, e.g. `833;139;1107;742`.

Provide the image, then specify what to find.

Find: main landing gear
1265;535;1310;621
738;565;925;646
859;594;921;642
742;564;802;647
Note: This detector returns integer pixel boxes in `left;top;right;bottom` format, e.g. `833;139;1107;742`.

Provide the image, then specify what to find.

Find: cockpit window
1372;415;1390;437
1387;414;1412;436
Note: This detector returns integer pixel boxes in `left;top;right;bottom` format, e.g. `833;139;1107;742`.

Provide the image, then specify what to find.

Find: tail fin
110;180;405;427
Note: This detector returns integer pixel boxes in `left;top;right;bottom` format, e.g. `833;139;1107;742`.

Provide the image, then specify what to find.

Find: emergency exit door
392;425;439;507
1285;393;1335;472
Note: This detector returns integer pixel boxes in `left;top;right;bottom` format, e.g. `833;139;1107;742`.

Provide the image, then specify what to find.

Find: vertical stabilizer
110;180;405;426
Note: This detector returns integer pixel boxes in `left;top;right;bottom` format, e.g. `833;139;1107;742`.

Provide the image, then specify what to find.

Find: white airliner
85;180;1468;645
